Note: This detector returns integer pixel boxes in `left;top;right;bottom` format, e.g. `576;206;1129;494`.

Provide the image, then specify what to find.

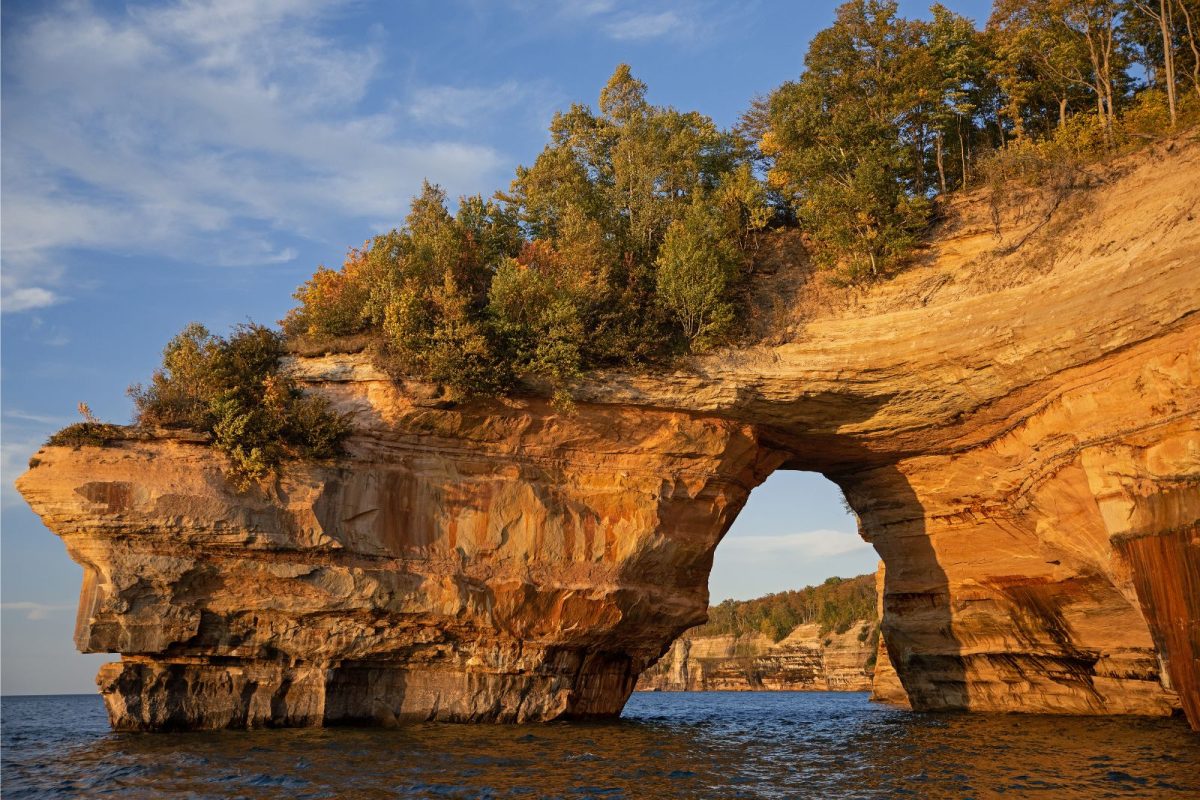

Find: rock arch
17;141;1200;732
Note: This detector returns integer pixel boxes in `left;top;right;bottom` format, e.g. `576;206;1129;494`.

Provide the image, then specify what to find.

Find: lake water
2;692;1198;798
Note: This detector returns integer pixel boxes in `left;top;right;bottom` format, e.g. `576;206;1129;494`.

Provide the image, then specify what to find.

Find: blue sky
1;0;993;694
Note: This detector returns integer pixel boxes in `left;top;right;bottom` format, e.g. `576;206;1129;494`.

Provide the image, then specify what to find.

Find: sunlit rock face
18;139;1200;731
635;621;876;692
18;400;779;730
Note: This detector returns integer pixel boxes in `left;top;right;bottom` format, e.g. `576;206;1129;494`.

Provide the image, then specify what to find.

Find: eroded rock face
17;139;1200;731
635;621;876;692
19;406;780;730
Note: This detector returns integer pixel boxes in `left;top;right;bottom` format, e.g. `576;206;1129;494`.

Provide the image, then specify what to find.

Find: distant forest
56;1;1200;483
687;574;878;642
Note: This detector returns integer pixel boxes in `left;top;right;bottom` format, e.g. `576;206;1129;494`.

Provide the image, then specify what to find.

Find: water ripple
3;692;1198;799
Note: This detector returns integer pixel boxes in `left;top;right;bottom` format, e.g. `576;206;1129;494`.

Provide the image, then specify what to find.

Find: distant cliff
637;620;876;692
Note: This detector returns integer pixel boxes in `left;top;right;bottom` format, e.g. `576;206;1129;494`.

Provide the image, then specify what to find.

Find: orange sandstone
18;138;1200;731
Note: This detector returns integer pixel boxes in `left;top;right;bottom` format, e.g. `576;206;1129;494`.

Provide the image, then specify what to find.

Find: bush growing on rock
128;322;349;488
45;422;126;448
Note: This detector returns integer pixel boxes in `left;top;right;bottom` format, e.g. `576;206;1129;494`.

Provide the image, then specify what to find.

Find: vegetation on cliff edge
50;0;1200;481
126;323;349;487
287;0;1200;400
284;65;770;402
688;574;878;642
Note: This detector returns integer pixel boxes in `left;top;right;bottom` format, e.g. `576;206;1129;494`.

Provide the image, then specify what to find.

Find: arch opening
637;471;885;694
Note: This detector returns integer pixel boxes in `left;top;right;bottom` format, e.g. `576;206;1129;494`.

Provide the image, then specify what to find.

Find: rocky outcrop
868;563;911;707
17;138;1200;731
18;407;778;730
636;620;876;692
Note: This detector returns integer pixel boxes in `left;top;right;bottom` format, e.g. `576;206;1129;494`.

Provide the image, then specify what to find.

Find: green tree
501;64;752;359
487;249;586;402
926;4;993;190
128;323;348;488
760;1;931;280
656;203;740;348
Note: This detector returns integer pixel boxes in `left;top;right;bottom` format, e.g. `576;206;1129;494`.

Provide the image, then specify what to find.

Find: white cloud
1;434;45;509
494;0;719;43
1;0;509;313
410;82;525;128
719;529;870;560
560;0;618;18
3;410;73;427
604;10;684;40
1;602;73;621
1;286;61;313
408;79;565;136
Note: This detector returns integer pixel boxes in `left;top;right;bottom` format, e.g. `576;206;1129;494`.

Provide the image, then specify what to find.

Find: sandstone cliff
636;620;876;692
17;138;1200;731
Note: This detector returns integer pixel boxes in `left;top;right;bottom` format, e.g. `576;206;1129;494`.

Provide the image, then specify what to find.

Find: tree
422;273;509;399
990;0;1098;136
926;5;992;190
760;1;932;280
656;203;740;348
714;163;773;250
487;250;586;402
1060;0;1126;134
1178;0;1200;100
501;64;753;358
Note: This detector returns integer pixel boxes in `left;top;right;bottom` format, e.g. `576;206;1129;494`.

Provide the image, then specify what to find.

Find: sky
1;0;994;695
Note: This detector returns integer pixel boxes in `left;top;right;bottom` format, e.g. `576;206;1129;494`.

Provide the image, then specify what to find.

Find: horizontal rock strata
18;139;1200;730
20;406;780;730
635;620;876;692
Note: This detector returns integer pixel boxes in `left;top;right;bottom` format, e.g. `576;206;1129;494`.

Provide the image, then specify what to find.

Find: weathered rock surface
635;620;876;692
19;409;777;729
17;139;1200;731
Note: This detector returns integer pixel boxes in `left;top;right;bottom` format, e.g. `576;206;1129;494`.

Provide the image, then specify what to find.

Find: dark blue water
3;692;1198;799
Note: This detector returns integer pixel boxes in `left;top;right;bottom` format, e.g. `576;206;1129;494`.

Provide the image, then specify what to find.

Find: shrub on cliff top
45;422;126;448
282;67;765;403
128;322;350;488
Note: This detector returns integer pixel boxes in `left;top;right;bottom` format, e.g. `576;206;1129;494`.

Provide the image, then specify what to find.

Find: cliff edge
635;620;877;693
17;138;1200;731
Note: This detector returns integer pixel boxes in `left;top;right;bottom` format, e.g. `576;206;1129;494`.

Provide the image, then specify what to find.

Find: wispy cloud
1;0;509;312
1;286;61;313
719;529;870;560
495;0;723;43
408;80;562;131
604;11;685;41
1;434;45;509
3;410;73;427
1;602;74;621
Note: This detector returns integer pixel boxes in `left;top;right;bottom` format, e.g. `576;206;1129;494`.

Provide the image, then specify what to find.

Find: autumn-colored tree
1062;0;1126;134
687;574;877;642
989;0;1098;136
